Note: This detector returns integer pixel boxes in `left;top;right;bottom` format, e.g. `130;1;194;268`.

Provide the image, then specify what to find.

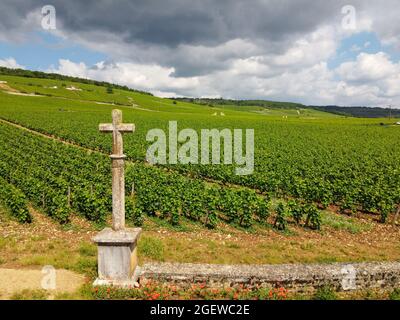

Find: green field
0;74;400;230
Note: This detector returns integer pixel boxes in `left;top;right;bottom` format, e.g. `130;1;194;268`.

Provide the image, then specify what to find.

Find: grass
3;203;399;270
78;243;97;257
1;208;400;300
313;286;338;300
0;210;98;275
389;288;400;300
141;216;194;232
0;237;9;250
61;223;86;232
11;289;49;300
320;211;372;234
138;236;165;261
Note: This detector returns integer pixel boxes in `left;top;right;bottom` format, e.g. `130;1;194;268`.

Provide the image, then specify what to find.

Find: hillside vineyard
0;75;399;229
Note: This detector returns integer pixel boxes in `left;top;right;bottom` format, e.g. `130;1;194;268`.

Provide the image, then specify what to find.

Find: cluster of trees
174;99;399;119
174;97;304;109
312;106;400;119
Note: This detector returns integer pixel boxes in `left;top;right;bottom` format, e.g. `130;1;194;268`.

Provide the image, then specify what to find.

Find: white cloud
48;59;199;97
51;59;87;78
336;52;400;82
271;26;337;68
47;40;400;107
0;57;24;69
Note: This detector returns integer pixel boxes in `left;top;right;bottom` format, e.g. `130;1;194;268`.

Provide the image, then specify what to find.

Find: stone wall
139;261;400;293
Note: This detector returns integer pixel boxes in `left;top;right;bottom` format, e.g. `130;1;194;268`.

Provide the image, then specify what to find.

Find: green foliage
0;123;110;223
320;211;371;234
305;204;322;230
389;288;400;300
254;195;270;223
127;165;270;230
313;286;337;300
378;201;393;223
72;187;109;222
175;97;304;110
0;73;398;229
235;189;257;228
315;105;400;118
126;197;144;226
0;177;31;223
274;202;287;230
287;199;303;224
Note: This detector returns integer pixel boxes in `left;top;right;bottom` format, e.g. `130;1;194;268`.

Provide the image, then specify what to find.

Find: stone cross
99;109;135;231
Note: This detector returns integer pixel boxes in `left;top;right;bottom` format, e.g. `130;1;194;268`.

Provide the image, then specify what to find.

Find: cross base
93;267;142;288
92;227;142;287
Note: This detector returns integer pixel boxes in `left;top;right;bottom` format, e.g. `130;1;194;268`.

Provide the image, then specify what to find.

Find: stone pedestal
93;227;142;287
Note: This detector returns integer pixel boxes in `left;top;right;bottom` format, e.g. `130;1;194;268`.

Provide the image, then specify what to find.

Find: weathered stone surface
93;228;142;284
93;110;140;287
93;227;141;243
99;109;135;231
140;262;400;292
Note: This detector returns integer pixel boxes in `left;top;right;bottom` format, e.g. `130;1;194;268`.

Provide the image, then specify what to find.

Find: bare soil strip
0;82;19;93
0;268;85;300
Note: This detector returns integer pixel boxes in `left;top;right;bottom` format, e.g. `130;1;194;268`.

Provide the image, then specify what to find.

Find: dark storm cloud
1;0;347;46
0;0;349;76
1;0;397;79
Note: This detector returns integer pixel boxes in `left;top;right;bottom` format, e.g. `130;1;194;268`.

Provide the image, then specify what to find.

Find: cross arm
99;123;114;132
99;123;135;133
117;124;135;133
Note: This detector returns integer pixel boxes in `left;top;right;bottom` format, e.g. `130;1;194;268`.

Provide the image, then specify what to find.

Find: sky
0;0;399;107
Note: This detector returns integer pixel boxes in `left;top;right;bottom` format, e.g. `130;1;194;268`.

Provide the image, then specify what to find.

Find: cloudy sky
0;0;399;107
